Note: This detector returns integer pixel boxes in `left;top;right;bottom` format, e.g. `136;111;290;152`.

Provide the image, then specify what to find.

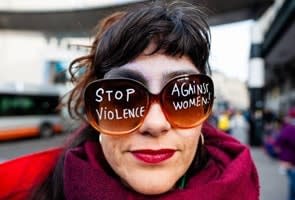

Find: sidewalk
250;147;288;200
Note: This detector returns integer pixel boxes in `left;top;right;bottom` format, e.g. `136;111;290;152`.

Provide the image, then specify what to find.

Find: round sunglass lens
84;79;149;135
161;75;214;128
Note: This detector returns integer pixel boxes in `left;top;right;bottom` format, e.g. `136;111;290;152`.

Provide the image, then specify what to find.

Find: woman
0;1;259;199
230;110;249;144
275;107;295;200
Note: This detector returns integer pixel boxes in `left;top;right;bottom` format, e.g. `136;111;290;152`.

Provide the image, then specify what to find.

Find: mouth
131;149;176;164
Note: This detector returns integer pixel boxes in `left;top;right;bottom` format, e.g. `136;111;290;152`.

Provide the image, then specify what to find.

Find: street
0;133;68;162
251;147;288;200
0;134;289;200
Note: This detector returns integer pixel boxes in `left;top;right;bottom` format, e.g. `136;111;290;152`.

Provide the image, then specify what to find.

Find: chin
128;179;176;195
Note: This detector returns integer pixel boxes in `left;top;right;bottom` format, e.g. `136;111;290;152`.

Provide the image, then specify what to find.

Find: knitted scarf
63;123;259;200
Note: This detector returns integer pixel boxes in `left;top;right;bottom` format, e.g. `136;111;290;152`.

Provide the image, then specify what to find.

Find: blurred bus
0;82;63;141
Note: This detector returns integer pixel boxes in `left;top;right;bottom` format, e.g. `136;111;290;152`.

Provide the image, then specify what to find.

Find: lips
131;149;176;164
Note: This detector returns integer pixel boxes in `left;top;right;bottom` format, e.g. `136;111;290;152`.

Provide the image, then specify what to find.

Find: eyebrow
104;68;147;85
105;68;198;87
161;69;198;85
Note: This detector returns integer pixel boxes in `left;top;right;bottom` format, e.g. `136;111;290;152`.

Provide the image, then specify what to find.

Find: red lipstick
131;149;175;164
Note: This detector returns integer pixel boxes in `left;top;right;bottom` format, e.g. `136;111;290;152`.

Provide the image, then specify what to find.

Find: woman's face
100;53;203;195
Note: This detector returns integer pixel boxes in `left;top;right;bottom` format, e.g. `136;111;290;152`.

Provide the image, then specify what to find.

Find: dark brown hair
31;1;211;199
68;0;211;120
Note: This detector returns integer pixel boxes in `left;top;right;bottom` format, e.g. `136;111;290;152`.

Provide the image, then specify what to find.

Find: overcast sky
210;20;253;82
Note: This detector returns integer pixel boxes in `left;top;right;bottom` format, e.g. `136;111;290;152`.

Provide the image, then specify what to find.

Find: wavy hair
67;1;211;121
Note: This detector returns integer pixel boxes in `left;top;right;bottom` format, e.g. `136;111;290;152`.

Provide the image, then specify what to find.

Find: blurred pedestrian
208;111;218;127
217;110;231;134
230;110;249;144
263;109;276;136
262;116;281;159
275;107;295;200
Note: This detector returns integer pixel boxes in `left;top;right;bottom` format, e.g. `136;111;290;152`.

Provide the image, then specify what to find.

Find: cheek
178;126;202;162
100;136;125;169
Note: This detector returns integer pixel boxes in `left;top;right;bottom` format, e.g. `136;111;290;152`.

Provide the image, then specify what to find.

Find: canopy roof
0;0;274;37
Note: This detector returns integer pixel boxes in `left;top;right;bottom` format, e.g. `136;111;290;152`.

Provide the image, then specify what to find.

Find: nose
138;103;171;136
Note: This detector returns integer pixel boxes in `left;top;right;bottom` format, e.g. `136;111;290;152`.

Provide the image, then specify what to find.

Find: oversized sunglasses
84;74;214;135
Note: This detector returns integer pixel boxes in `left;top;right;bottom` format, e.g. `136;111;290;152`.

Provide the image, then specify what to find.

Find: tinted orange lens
161;74;214;128
84;79;149;135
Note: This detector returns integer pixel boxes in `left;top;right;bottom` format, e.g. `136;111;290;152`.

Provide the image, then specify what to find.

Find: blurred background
0;0;294;199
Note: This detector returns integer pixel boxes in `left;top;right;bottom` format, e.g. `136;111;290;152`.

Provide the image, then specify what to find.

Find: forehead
105;54;199;82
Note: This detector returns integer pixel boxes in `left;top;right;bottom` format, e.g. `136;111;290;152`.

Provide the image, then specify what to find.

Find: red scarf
63;123;259;200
